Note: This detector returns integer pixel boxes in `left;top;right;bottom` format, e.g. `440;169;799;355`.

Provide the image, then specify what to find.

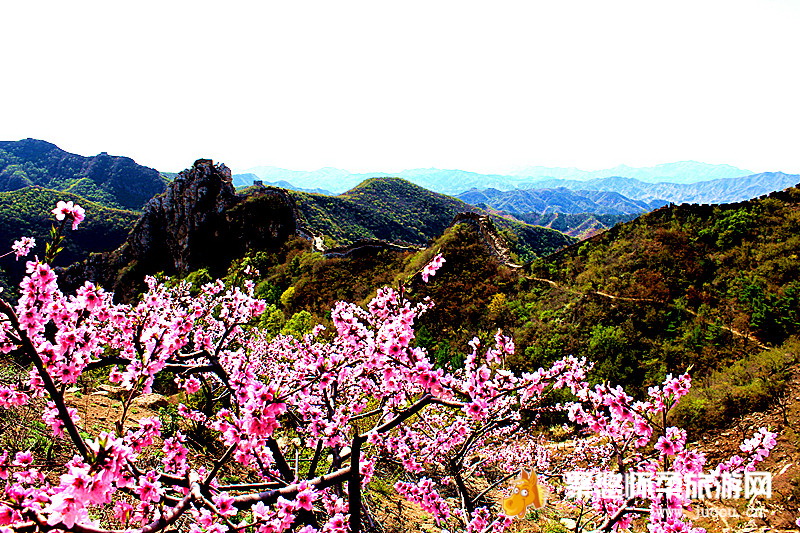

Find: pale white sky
2;0;799;174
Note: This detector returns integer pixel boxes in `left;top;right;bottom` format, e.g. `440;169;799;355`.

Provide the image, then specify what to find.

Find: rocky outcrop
127;159;238;275
63;159;297;300
255;185;320;245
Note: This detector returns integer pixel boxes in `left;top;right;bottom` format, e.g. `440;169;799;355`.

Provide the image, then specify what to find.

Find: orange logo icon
502;470;546;518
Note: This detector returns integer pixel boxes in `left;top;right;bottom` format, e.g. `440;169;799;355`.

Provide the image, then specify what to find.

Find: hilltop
290;177;473;246
285;177;572;260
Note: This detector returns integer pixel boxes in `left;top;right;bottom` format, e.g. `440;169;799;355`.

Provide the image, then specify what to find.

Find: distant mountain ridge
519;172;800;205
232;173;333;195
237;166;543;195
235;163;796;204
458;187;667;215
0;139;167;209
507;161;754;183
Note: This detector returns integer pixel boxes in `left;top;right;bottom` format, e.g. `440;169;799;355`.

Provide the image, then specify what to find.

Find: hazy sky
2;0;799;174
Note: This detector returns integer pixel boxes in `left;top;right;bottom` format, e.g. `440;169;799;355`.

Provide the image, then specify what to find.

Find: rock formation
63;159;297;300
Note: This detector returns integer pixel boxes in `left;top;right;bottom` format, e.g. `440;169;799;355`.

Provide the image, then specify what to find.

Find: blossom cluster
562;373;777;533
0;249;591;533
51;200;85;230
11;237;35;261
395;478;450;524
420;253;445;282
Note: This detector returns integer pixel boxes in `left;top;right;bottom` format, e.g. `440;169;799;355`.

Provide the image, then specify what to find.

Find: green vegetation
513;187;800;391
0;187;138;292
290;177;573;260
7;161;798;430
0;139;167;210
227;236;411;328
205;185;800;410
673;339;799;436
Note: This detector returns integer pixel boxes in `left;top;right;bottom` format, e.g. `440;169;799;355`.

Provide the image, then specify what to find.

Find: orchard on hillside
0;204;777;533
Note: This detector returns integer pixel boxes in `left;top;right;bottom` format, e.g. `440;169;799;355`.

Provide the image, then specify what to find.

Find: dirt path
527;276;767;350
678;305;767;349
590;290;659;303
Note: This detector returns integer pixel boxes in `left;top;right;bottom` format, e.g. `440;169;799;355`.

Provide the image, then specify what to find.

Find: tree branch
233;466;352;509
0;300;91;462
348;435;367;533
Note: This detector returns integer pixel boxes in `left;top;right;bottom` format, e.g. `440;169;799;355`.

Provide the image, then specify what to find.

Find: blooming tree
560;375;776;532
0;203;777;533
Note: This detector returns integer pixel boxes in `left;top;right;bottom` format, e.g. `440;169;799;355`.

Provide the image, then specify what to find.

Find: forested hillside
0;187;138;293
243;221;522;359
289;177;573;261
0;138;167;209
540;187;800;348
507;187;800;432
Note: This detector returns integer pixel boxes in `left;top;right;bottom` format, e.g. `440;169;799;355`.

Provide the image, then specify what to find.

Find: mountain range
236;160;761;192
457;187;668;215
234;164;799;206
505;161;755;183
2;139;794;212
0;138;167;209
515;172;800;205
289;177;573;261
62;160;573;299
2;139;797;294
